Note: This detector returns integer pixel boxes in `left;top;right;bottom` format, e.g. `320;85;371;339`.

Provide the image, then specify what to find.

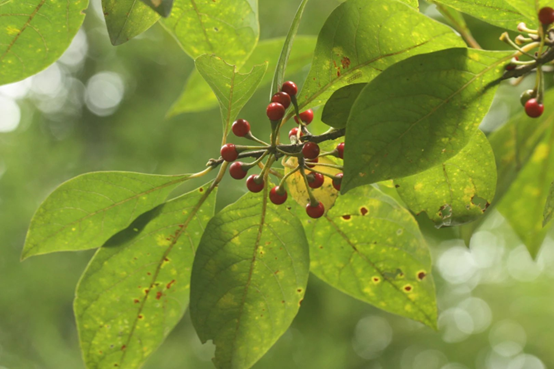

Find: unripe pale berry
306;201;325;219
229;162;248;179
246;175;265;193
333;173;343;191
302;142;320;160
520;89;536;107
269;186;287;205
307;172;324;189
539;7;554;25
232;119;250;137
281;81;298;97
221;143;239;162
294;109;314;125
336;142;344;159
267;102;286;121
271;92;291;109
525;98;544;118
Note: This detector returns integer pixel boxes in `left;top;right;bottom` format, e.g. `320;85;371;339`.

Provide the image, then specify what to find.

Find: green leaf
543;181;554;226
498;127;554;258
321;84;366;129
343;48;511;192
460;89;554;244
161;0;259;66
75;183;216;369
190;189;310;369
433;2;480;49
299;185;437;328
22;172;190;260
167;36;316;117
432;0;535;31
395;130;496;227
270;0;309;97
0;0;88;86
296;0;464;112
102;0;161;46
195;54;267;137
140;0;174;17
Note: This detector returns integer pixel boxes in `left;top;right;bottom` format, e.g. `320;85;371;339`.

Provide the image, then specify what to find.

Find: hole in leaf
471;195;490;212
438;204;452;220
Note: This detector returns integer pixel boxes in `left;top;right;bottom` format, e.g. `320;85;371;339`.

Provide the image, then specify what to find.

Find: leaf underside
22;172;190;259
299;185;437;328
395;130;496;228
75;183;216;369
190;189;310;369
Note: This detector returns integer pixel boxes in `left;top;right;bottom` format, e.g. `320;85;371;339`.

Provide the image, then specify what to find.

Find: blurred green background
1;1;553;368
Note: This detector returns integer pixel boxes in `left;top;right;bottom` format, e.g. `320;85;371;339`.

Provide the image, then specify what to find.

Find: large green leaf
395;130;496;227
102;0;161;46
195;55;267;137
140;0;174;17
498;128;554;258
167;36;316;117
343;48;511;192
296;0;464;113
270;0;309;97
321;84;366;129
460;89;554;244
299;185;437;328
190;189;310;369
75;183;216;369
22;172;190;260
161;0;259;66
432;0;535;31
0;0;88;85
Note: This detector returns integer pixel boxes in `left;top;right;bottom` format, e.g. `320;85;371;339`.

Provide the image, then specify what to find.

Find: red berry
539;7;554;25
271;92;291;109
246;175;265;193
302;142;320;159
333;173;343;191
281;81;298;97
307;172;324;189
306;157;318;168
267;102;286;121
506;56;519;71
229;162;248;179
294;109;314;125
306;201;325;219
232;119;250;137
289;127;304;138
336;142;344;159
221;143;238;162
525;98;544;118
270;186;287;205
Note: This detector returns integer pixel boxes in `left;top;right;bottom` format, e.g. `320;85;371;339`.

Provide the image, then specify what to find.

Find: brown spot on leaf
372;277;380;283
133;299;140;304
299;299;303;306
167;280;176;289
342;214;351;220
360;207;368;216
404;285;413;292
121;345;126;351
417;271;427;280
156;291;163;300
341;56;351;69
138;314;144;319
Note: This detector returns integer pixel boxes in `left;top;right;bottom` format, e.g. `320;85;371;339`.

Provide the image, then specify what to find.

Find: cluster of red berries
506;7;554;118
219;81;345;219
